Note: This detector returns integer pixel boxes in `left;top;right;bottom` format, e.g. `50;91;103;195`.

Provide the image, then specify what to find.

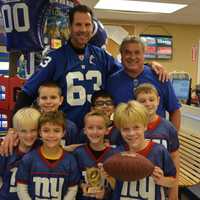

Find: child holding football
112;100;176;200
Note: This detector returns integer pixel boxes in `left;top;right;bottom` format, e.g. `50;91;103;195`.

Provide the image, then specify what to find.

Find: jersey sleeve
152;144;176;177
161;145;177;177
22;53;56;98
0;156;7;177
163;81;181;113
68;154;81;186
102;50;122;76
166;121;180;152
0;0;49;52
65;120;80;145
16;153;32;184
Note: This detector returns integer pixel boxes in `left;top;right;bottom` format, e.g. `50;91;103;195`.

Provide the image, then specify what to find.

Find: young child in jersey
36;82;79;145
0;107;41;200
73;110;116;200
134;83;180;199
112;100;176;200
79;90;123;146
16;111;80;200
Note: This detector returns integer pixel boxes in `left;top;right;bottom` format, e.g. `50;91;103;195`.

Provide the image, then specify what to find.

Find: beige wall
103;19;200;87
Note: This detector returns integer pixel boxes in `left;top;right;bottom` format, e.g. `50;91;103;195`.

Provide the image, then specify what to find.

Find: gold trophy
86;167;103;193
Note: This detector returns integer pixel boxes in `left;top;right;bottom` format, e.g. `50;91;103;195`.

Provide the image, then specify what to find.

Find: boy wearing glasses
91;90;115;123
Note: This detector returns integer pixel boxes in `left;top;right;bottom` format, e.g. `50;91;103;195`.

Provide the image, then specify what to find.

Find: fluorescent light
95;0;187;14
0;62;9;70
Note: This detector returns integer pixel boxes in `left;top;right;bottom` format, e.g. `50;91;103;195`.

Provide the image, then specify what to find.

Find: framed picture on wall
140;34;173;59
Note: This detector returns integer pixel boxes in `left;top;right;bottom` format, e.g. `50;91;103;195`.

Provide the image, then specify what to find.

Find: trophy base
87;186;101;194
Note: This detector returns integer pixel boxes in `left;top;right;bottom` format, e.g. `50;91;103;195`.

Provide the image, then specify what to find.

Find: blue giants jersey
23;42;121;128
145;116;179;153
113;142;176;200
107;65;181;118
16;147;80;199
0;148;25;200
73;144;117;200
0;0;50;52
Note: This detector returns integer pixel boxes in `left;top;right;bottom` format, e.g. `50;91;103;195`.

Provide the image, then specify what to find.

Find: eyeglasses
94;100;114;107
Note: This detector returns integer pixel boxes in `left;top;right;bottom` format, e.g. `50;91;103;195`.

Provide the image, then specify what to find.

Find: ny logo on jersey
33;177;64;199
120;177;164;200
147;138;168;149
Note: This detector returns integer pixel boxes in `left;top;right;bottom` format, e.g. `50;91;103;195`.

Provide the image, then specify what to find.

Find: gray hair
119;35;145;53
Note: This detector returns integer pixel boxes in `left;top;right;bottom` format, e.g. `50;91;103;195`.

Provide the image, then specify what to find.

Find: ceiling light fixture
95;0;188;14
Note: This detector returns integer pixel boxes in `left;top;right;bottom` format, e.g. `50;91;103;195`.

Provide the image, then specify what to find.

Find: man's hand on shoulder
0;128;19;156
148;61;169;82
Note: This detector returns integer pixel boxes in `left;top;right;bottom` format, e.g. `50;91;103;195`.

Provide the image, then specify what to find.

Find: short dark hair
38;82;62;97
84;110;109;128
69;4;93;25
91;90;114;106
38;111;66;131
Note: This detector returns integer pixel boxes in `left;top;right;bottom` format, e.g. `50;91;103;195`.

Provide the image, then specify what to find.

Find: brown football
103;152;154;181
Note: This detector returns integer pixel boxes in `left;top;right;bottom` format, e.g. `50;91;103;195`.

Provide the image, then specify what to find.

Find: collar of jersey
147;116;161;131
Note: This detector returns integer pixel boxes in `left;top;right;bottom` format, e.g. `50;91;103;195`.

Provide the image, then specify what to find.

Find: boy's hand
149;61;169;82
0;128;19;156
98;163;115;189
81;183;105;199
98;162;109;178
81;183;96;198
95;188;105;199
63;144;82;152
81;183;89;196
152;166;164;185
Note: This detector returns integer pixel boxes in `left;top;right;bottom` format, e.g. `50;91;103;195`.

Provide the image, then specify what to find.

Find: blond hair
13;107;41;131
114;100;149;129
84;110;109;128
135;83;159;99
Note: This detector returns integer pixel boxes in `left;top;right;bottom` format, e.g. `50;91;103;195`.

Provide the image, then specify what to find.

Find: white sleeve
17;183;32;200
63;185;78;200
0;177;3;189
